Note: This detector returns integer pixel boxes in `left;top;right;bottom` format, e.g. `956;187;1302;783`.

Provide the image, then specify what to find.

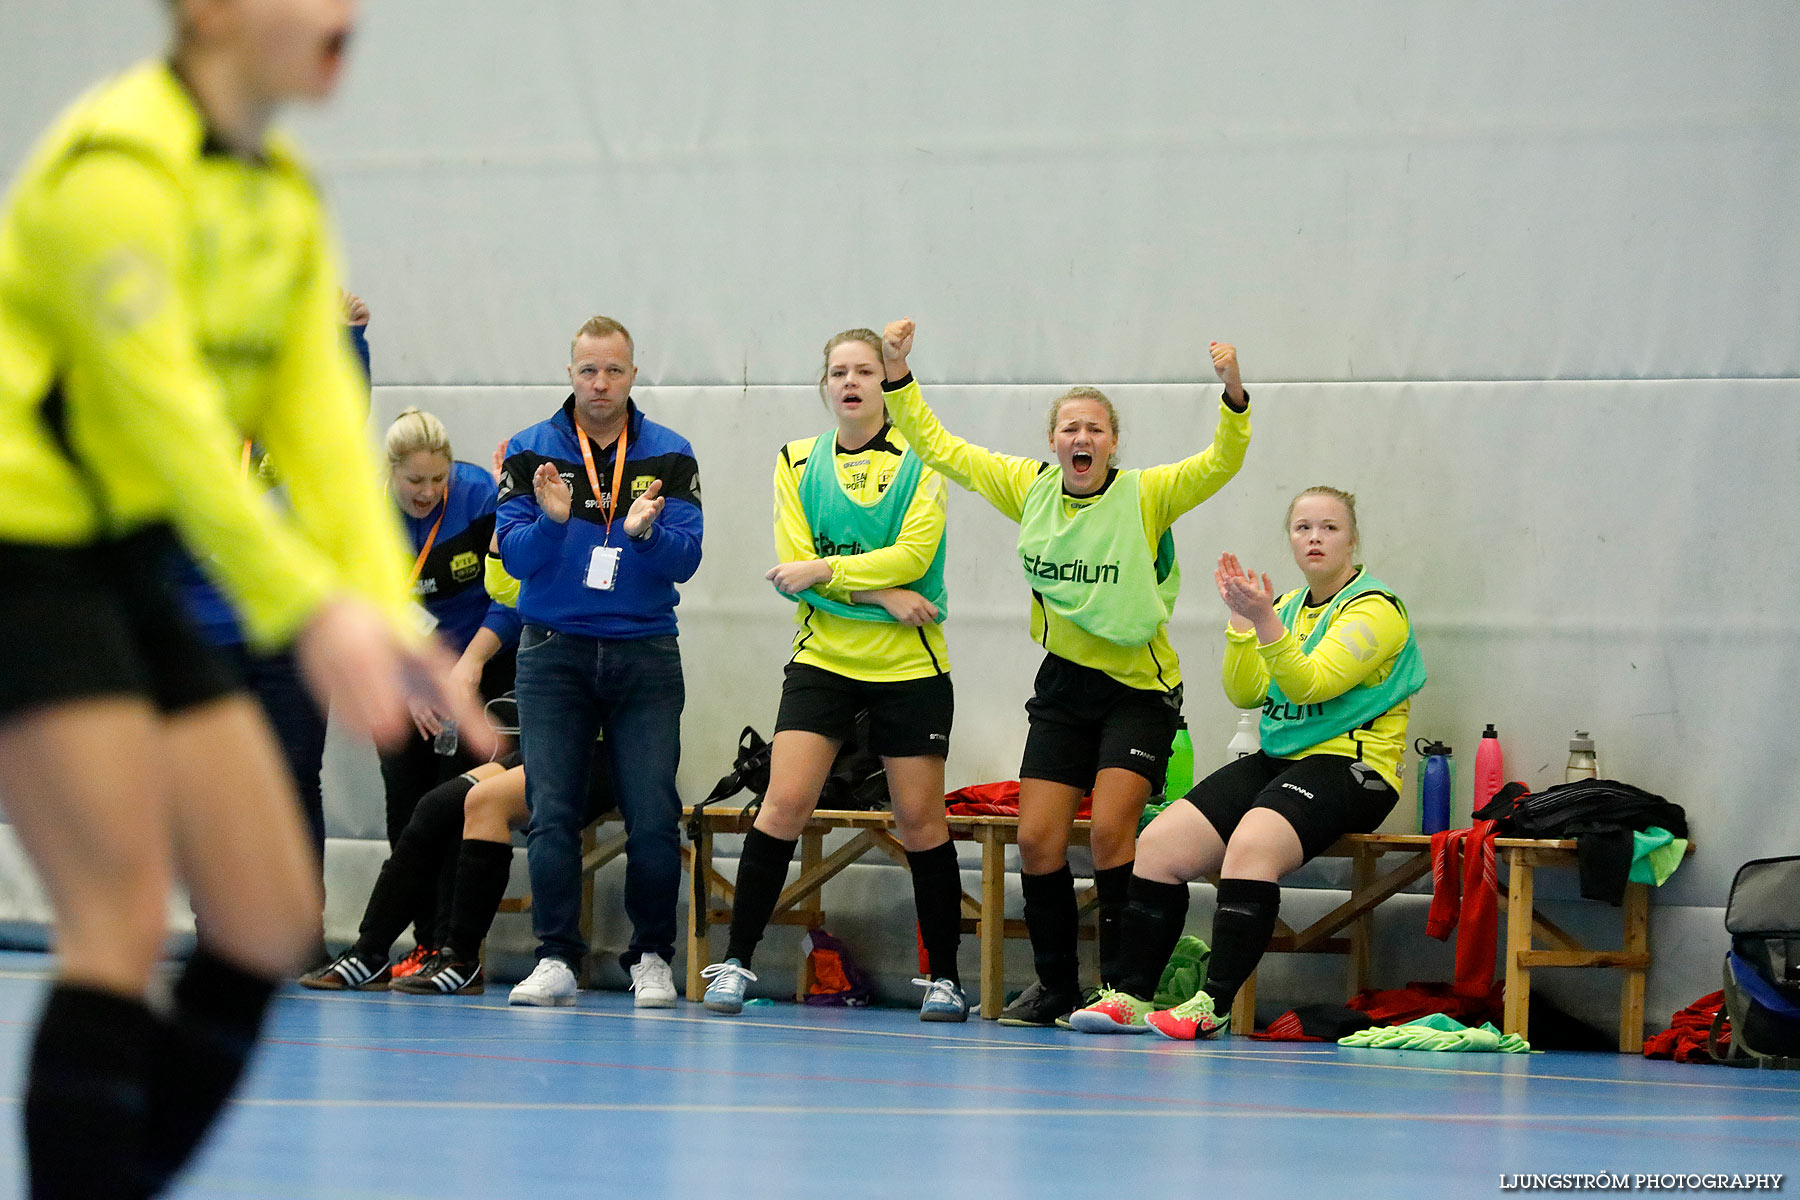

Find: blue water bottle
1415;738;1453;834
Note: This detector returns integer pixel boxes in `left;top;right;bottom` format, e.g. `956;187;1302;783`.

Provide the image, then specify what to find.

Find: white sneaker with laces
629;953;677;1008
700;959;757;1014
509;957;578;1007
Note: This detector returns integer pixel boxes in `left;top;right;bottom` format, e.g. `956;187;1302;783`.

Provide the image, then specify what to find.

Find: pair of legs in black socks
26;948;277;1199
1112;874;1281;1013
347;770;515;970
1011;861;1135;1000
724;827;964;983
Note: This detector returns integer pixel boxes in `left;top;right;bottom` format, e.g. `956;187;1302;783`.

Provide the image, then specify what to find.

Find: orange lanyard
576;421;628;542
407;496;449;586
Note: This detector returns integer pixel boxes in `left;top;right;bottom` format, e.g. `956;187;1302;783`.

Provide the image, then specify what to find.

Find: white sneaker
509;957;578;1007
629;953;677;1008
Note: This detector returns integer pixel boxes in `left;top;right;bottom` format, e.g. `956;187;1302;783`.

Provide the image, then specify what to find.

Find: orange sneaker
392;945;436;980
1146;989;1228;1041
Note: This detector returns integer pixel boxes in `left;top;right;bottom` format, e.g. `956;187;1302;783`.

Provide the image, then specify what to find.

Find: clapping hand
1215;552;1275;626
533;462;573;523
624;479;664;538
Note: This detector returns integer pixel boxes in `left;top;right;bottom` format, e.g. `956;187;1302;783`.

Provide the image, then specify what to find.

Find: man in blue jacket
496;316;703;1007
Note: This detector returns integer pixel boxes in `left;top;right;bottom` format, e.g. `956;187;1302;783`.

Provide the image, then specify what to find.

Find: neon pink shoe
1146;990;1227;1041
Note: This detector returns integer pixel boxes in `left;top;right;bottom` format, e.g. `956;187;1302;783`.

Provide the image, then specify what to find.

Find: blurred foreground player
0;1;487;1194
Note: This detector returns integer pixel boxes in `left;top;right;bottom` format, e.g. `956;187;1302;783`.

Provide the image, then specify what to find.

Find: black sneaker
1055;987;1105;1030
392;954;484;995
997;981;1084;1027
299;949;391;991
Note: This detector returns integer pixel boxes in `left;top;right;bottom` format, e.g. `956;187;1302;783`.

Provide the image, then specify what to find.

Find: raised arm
1139;341;1252;531
879;318;1046;523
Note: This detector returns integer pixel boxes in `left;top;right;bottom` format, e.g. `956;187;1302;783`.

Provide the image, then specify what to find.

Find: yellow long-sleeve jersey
774;424;950;682
0;62;413;649
1222;587;1414;792
882;376;1249;692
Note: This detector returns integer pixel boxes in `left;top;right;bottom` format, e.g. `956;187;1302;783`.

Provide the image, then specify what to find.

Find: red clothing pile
1642;991;1728;1064
944;781;1093;820
1426;819;1501;999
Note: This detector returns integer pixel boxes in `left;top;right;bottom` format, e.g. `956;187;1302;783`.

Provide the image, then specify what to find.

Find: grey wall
4;2;1796;1021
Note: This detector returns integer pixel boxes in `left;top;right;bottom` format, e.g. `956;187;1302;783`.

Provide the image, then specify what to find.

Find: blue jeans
221;644;328;870
516;625;685;968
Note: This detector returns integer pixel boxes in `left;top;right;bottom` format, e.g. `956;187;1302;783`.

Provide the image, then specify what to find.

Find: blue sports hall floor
0;952;1792;1199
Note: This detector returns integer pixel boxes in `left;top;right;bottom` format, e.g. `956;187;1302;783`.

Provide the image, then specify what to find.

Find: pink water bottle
1472;723;1504;819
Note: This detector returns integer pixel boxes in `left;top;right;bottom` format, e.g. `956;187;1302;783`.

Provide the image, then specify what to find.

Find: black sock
725;827;798;967
1116;876;1191;1001
25;983;158;1199
143;948;278;1186
906;840;962;986
1201;877;1282;1010
1093;861;1134;988
356;774;474;961
446;839;516;962
1020;865;1079;993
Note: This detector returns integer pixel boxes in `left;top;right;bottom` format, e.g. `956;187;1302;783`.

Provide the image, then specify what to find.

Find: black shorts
1182;751;1399;861
774;663;953;758
1019;653;1183;790
0;527;241;723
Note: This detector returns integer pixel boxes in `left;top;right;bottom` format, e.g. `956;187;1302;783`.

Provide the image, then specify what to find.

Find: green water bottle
1165;719;1194;800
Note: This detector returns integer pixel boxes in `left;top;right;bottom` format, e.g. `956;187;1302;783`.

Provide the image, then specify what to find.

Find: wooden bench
681;806;1094;1019
1232;832;1689;1053
494;806;1090;1010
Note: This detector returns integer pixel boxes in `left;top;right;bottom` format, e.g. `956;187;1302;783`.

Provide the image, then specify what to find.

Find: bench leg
795;829;823;1002
1349;844;1376;998
685;824;712;1002
1231;971;1256;1035
979;826;1005;1019
1618;882;1649;1053
1502;847;1533;1041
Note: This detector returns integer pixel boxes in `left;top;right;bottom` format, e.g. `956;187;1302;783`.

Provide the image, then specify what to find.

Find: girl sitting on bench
1071;486;1425;1038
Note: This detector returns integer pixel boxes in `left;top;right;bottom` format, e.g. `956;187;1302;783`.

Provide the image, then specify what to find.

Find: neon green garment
794;427;947;622
1339;1012;1530;1053
882;375;1249;691
1259;569;1426;757
1016;467;1178;647
0;61;413;648
1152;935;1211;1008
484;554;521;609
1629;826;1688;886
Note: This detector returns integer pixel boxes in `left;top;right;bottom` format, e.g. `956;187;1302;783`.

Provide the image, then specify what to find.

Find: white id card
585;545;622;591
408;602;440;637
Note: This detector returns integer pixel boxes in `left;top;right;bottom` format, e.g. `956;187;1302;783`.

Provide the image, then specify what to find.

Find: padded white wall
5;3;1798;1014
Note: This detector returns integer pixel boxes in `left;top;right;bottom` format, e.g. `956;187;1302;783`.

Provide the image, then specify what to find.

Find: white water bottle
1227;710;1261;761
1565;731;1597;783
